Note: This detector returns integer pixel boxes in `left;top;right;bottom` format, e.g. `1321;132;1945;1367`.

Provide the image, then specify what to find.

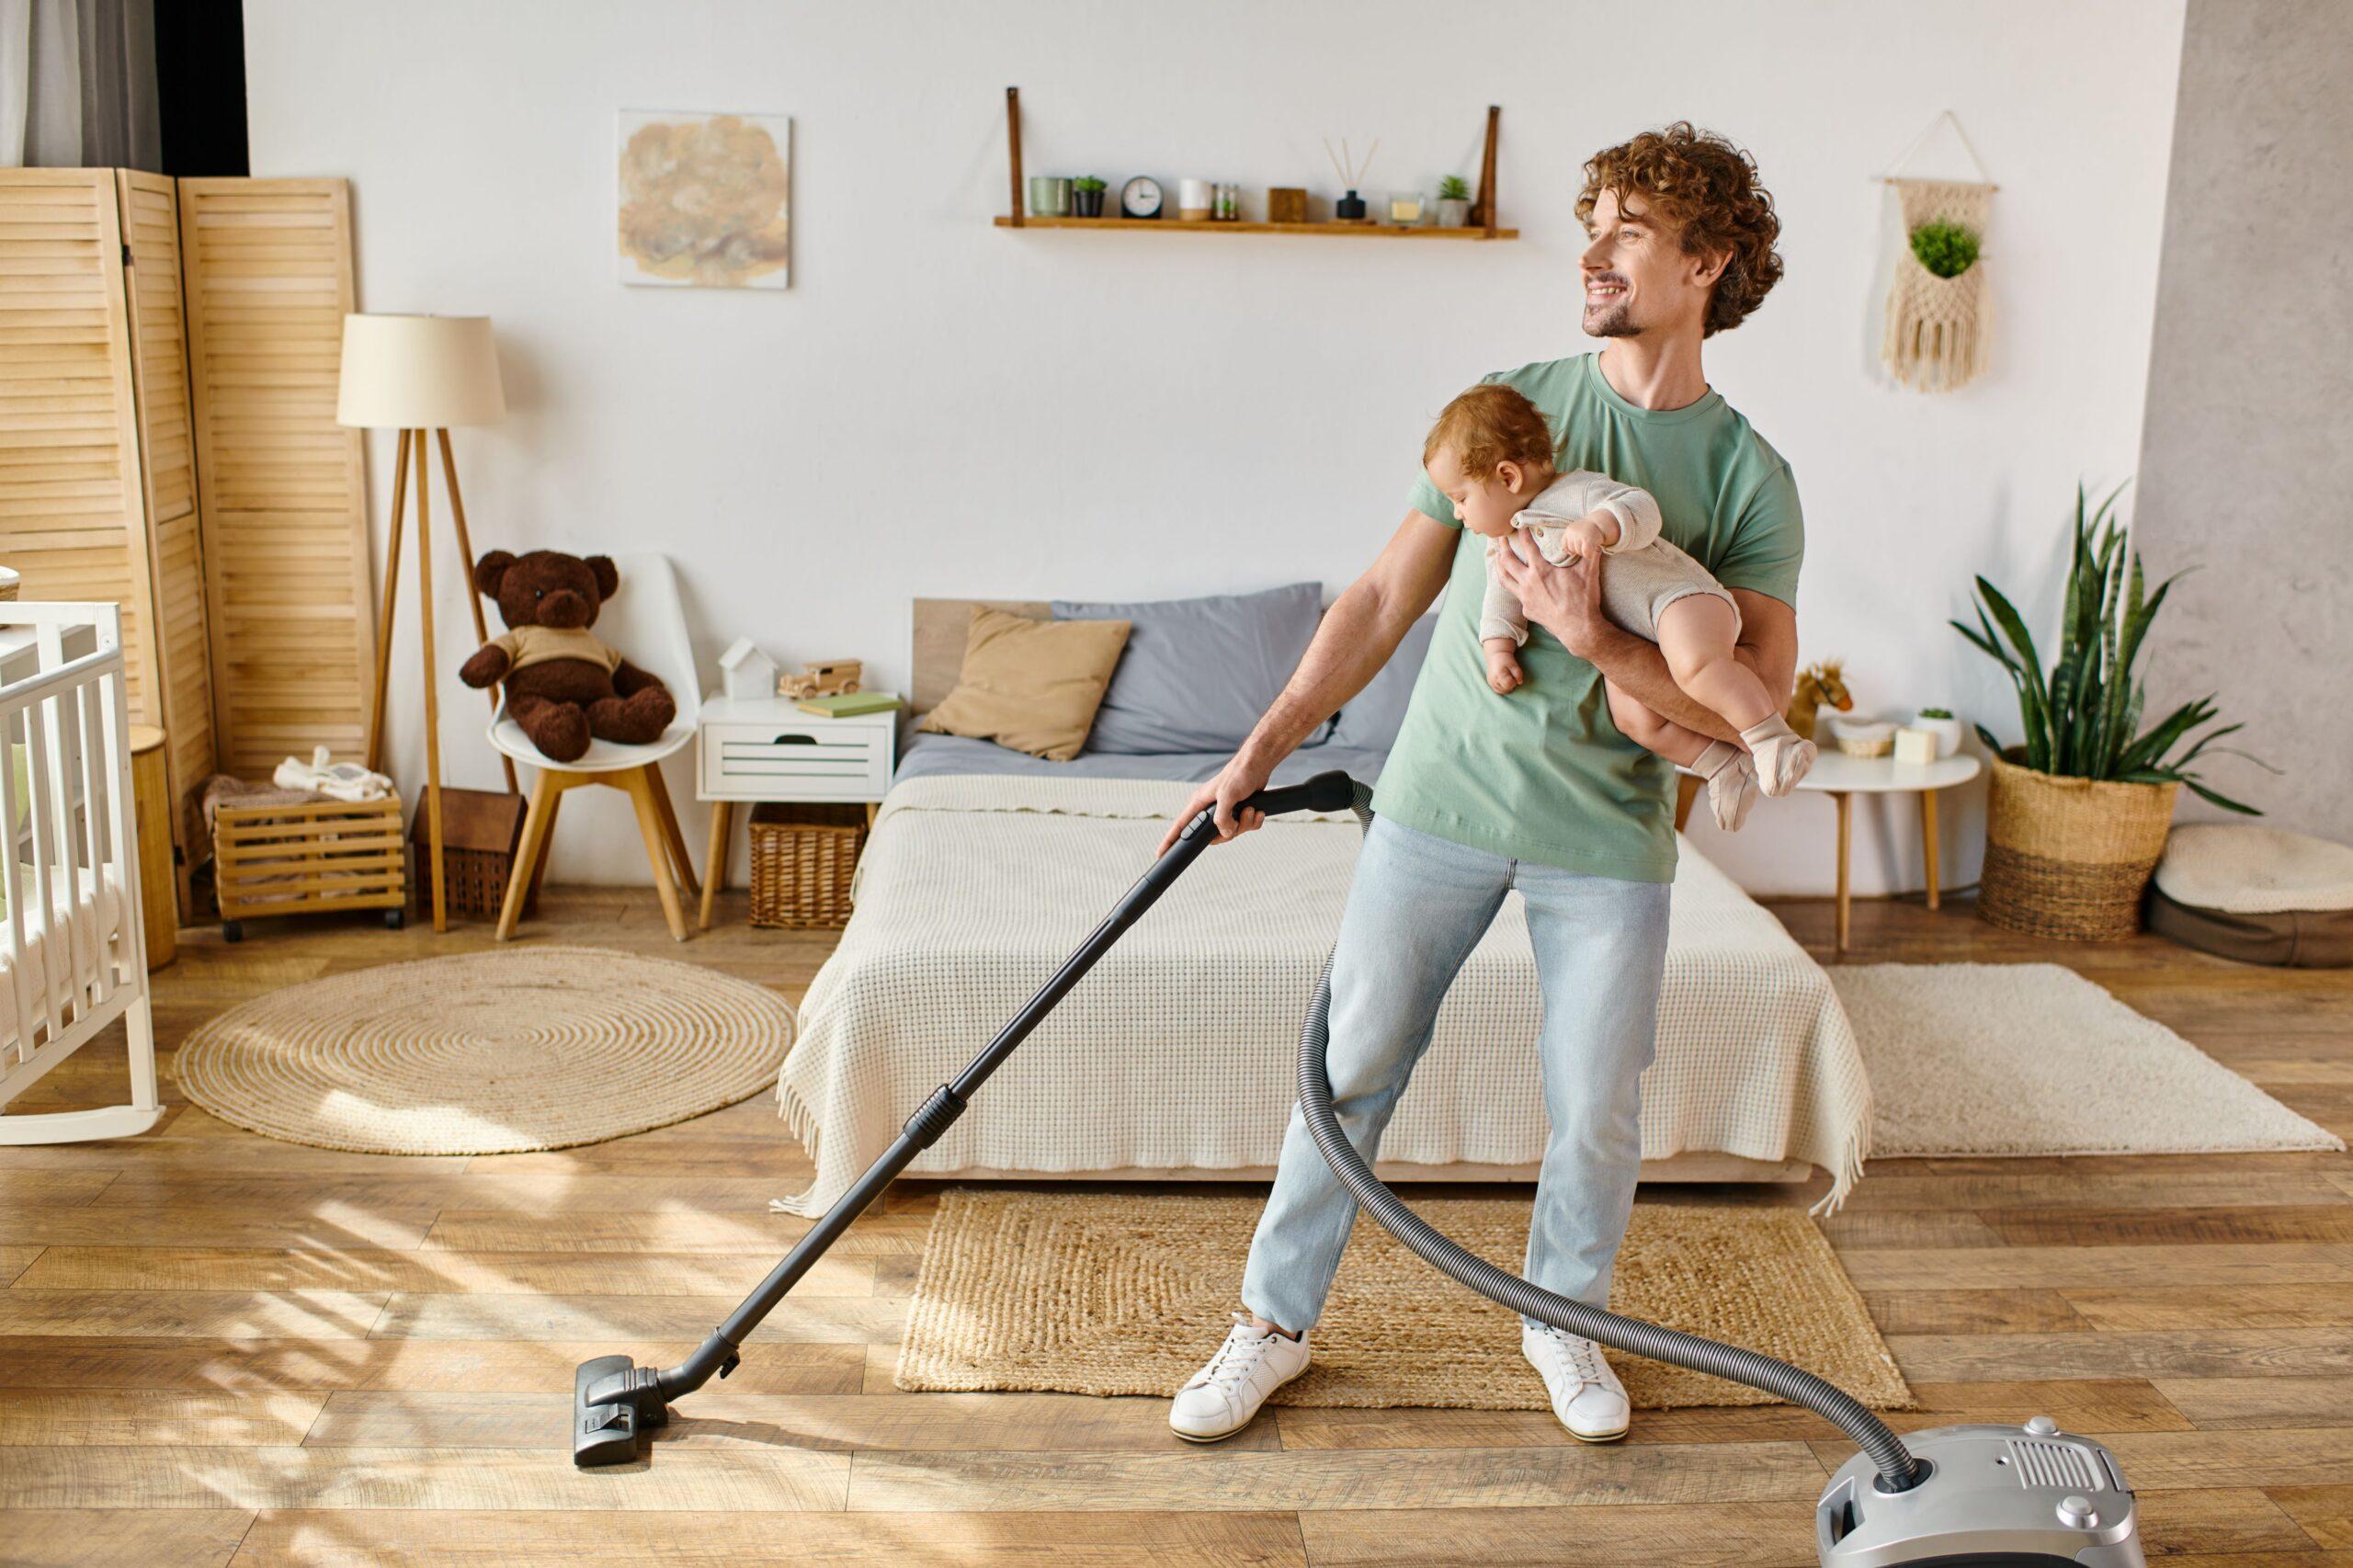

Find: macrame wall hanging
1881;111;1995;392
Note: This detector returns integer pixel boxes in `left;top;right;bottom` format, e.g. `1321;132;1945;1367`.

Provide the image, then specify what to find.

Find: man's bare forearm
1237;580;1415;767
1583;624;1746;744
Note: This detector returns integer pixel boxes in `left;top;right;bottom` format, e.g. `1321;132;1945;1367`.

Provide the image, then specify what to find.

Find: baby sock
1740;713;1816;797
1694;741;1758;832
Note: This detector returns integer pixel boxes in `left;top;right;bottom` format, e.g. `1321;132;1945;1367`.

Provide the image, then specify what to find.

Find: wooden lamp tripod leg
437;428;517;793
415;433;448;934
364;429;413;774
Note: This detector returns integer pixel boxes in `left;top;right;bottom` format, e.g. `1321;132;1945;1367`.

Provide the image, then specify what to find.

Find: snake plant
1951;483;2268;814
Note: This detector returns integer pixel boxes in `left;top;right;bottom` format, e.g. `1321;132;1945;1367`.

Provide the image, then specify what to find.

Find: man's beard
1583;275;1638;337
1585;301;1637;337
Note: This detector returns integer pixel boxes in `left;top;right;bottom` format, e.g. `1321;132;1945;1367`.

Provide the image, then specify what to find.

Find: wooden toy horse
1788;659;1852;741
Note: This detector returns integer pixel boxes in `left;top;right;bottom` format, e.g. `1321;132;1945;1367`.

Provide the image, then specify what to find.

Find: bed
771;597;1870;1214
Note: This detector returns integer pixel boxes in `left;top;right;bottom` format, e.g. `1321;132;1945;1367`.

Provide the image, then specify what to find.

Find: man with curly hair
1161;123;1802;1447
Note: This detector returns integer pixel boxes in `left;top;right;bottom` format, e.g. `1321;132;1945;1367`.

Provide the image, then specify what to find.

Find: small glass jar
1387;191;1424;226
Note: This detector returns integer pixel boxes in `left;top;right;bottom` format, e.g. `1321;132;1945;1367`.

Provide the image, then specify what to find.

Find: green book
794;690;902;719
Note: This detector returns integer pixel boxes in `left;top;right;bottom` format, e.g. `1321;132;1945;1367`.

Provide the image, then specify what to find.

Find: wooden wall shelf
991;216;1518;240
1001;88;1515;241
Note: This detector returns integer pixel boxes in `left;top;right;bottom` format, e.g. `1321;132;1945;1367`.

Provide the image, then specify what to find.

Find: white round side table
1677;750;1983;951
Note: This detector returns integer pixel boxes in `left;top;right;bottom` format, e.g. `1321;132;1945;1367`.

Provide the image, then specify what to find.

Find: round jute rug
176;946;798;1154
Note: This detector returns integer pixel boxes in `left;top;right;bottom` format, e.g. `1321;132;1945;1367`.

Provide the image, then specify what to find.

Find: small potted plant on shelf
1071;176;1106;219
1912;706;1963;758
1954;482;2271;941
1435;174;1472;228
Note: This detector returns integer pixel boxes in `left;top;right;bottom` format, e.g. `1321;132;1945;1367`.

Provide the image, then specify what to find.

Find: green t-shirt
1377;352;1803;882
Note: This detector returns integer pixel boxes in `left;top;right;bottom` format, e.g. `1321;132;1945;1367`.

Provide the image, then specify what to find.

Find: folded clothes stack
199;748;394;834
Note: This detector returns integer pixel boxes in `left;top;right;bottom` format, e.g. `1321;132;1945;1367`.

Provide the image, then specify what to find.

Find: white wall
243;0;2185;894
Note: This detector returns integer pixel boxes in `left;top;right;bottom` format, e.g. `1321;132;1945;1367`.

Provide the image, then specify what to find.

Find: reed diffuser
1324;136;1378;222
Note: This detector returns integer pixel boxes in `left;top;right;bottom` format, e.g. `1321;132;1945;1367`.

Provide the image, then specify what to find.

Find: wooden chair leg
623;766;690;942
699;799;733;931
645;764;699;903
497;770;565;941
1673;773;1700;833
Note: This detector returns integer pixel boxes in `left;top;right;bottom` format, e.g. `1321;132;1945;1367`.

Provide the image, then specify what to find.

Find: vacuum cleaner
574;770;2146;1566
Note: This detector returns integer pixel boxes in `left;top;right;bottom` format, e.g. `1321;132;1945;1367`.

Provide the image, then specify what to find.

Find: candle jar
1178;179;1213;222
1387;191;1425;226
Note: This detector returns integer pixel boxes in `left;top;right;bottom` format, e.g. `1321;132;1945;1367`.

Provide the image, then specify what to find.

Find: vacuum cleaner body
1817;1419;2143;1565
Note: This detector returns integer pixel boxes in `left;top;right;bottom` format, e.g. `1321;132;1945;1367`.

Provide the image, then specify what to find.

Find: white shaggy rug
1832;962;2343;1158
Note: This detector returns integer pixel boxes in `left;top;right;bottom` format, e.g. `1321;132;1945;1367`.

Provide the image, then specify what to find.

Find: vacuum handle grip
1241;769;1358;819
1177;770;1358;845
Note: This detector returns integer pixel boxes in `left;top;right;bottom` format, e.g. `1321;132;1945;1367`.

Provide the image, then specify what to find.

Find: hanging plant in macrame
1883;176;1992;392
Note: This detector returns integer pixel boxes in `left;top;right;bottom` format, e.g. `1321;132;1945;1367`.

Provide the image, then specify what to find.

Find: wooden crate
213;793;406;939
410;786;533;920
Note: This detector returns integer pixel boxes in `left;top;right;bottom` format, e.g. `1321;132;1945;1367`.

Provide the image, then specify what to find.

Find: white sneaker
1705;755;1760;832
1169;1312;1311;1442
1750;733;1817;798
1521;1323;1631;1442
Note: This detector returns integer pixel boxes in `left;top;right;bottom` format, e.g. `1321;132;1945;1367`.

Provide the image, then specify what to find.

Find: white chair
488;552;702;941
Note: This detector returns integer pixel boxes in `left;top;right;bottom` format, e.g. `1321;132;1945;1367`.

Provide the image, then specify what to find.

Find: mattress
775;776;1870;1215
891;731;1392;788
0;869;127;1048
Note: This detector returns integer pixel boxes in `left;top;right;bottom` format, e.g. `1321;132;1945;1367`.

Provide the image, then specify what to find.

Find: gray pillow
1327;615;1438;752
1052;582;1326;755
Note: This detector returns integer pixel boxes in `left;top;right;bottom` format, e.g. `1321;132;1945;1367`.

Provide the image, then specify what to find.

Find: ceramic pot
1028;176;1070;218
1436;197;1471;228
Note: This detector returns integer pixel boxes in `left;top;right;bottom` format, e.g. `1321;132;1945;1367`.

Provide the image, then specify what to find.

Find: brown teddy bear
459;550;676;764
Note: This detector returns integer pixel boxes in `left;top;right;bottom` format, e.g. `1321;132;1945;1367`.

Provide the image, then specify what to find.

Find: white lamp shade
335;313;506;428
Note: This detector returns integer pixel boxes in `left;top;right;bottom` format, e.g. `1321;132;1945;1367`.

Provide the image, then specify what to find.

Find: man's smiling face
1579;187;1719;341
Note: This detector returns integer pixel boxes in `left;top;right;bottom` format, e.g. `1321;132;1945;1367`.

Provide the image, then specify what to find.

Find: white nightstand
696;693;897;929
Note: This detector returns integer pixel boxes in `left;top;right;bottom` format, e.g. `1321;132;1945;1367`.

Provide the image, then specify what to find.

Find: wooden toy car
777;658;861;699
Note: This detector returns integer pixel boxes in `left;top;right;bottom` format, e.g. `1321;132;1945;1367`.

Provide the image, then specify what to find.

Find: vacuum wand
574;770;1358;1465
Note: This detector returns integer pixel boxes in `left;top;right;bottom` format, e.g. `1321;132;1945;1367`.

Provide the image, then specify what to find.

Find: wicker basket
748;801;867;928
1980;751;2178;941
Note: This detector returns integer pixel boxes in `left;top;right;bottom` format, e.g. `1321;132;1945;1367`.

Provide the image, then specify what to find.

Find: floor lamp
337;313;512;933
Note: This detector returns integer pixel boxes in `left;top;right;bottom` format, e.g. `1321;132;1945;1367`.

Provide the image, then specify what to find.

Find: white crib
0;602;158;1144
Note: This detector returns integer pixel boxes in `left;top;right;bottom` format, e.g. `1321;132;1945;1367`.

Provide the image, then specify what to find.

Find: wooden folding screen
178;178;374;781
116;171;217;829
0;170;166;724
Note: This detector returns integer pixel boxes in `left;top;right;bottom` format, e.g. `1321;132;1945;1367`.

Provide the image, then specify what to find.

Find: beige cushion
915;608;1131;762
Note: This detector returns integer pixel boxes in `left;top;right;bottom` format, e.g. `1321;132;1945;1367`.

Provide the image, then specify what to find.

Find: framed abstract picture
617;110;791;289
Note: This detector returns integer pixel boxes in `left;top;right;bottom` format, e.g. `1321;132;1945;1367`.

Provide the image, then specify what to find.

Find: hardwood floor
0;887;2346;1564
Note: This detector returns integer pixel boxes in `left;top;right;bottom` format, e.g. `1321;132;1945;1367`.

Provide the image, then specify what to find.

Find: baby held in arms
1422;384;1814;830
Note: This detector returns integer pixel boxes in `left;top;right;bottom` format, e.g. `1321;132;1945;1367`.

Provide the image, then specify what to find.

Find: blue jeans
1240;814;1672;1334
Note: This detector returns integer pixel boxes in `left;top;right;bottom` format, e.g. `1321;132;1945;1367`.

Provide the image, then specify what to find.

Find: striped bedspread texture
773;776;1870;1215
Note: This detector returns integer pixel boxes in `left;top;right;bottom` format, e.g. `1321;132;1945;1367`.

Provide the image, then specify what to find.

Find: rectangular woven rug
897;1189;1911;1412
1833;962;2343;1157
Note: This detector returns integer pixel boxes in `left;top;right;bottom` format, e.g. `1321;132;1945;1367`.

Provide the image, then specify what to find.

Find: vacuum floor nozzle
574;1354;664;1468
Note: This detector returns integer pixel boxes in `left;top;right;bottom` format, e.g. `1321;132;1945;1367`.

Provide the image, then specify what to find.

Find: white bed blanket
774;777;1870;1215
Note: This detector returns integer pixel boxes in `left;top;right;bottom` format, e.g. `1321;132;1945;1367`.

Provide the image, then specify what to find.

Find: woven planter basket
748;801;867;929
1980;751;2178;941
